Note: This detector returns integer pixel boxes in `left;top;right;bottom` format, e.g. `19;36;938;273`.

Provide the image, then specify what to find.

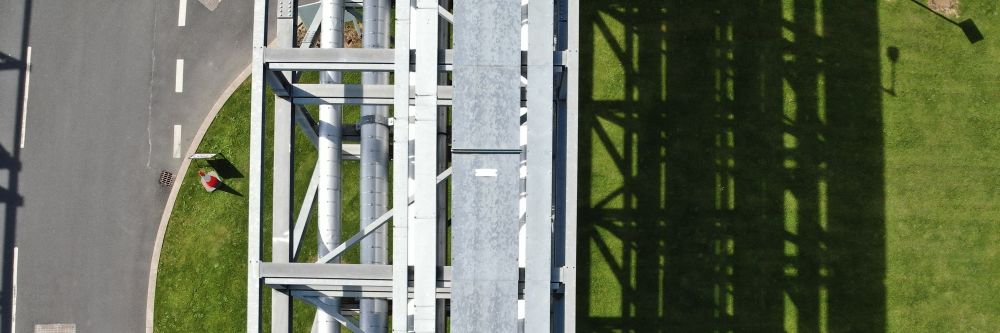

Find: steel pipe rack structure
246;0;578;332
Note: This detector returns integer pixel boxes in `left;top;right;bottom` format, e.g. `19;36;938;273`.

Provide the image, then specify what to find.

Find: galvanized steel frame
247;0;578;332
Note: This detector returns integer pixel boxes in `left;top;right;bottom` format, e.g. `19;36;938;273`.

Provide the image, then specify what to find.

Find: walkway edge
144;64;252;333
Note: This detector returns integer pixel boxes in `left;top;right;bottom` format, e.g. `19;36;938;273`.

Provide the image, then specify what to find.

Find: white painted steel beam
292;165;321;260
299;2;324;48
266;49;567;70
247;0;268;331
411;1;440;332
295;106;319;147
271;0;296;331
391;1;413;332
526;0;556;331
290;84;453;104
437;6;453;24
561;1;580;330
265;48;395;67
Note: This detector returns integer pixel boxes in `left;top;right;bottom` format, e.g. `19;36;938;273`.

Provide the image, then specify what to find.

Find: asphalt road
0;0;253;331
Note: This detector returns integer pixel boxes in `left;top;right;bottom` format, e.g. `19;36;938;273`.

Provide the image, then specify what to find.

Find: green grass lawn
153;72;364;333
152;78;262;333
155;1;999;332
580;0;999;332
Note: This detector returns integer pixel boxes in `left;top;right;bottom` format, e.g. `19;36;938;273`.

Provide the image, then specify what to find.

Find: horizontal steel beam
264;49;569;72
269;63;396;71
271;281;556;299
261;263;399;280
261;263;559;300
292;289;452;300
260;264;542;285
273;283;452;294
292;84;452;101
265;48;396;64
290;84;454;106
268;276;453;300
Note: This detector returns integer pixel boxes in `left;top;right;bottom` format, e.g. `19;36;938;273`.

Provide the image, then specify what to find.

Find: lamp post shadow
909;0;984;43
885;46;900;96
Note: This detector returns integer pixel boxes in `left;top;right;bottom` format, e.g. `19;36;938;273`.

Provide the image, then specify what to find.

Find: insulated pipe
359;0;391;331
317;0;345;332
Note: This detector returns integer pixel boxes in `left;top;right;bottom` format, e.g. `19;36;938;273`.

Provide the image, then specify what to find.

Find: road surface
0;0;253;331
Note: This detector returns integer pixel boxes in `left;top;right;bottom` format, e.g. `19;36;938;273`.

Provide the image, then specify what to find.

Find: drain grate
159;170;176;188
34;324;76;333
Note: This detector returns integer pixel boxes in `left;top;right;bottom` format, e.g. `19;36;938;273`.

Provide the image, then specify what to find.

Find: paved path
0;0;253;331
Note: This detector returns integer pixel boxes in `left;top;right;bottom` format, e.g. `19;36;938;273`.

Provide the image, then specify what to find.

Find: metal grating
34;324;76;333
159;170;175;187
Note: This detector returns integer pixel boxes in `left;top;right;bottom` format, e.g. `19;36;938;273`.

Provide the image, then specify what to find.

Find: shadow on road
0;0;31;332
0;52;22;71
577;0;885;331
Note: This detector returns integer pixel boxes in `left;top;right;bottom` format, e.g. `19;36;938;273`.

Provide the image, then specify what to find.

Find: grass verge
154;72;363;333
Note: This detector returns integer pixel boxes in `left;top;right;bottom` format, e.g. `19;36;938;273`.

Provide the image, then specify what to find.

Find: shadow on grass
908;0;984;44
207;156;245;179
214;182;244;197
578;0;885;331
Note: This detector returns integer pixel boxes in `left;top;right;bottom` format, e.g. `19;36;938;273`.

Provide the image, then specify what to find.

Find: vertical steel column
317;0;345;332
452;0;522;331
412;0;439;331
561;0;580;331
247;0;269;332
360;0;392;330
391;1;413;332
518;4;530;328
390;1;412;332
525;0;555;330
272;1;296;332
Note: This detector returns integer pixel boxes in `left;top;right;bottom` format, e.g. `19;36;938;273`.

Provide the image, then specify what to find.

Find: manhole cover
159;170;176;188
34;324;76;333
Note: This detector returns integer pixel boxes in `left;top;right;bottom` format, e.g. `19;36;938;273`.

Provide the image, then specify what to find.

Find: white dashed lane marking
20;46;32;149
178;0;187;26
173;125;182;159
11;247;18;332
175;59;184;93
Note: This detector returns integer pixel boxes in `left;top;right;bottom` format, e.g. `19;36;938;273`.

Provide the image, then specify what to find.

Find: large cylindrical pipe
318;0;345;332
359;0;391;331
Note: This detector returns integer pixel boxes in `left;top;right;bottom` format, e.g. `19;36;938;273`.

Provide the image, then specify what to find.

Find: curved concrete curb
144;64;251;333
